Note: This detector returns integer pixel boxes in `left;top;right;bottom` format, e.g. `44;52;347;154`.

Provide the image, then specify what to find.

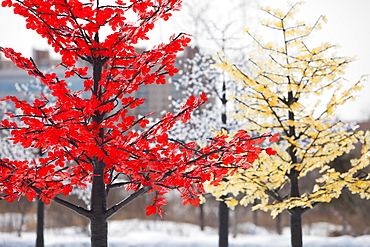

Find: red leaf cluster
0;0;277;216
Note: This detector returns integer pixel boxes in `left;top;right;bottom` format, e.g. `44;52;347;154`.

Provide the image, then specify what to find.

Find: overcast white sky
0;0;369;121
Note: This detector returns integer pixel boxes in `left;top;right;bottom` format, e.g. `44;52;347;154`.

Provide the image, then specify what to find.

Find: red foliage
0;0;277;217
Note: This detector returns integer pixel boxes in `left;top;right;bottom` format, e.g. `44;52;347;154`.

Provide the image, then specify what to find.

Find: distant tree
0;72;52;247
170;52;244;143
0;99;37;239
206;2;369;247
0;1;276;247
170;3;255;246
171;0;255;52
7;65;56;247
170;51;245;247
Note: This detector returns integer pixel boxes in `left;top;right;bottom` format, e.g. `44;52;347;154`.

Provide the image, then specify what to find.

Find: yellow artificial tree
205;2;370;247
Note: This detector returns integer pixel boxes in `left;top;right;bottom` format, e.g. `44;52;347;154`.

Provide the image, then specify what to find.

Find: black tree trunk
90;216;108;247
218;199;229;247
288;168;303;247
286;86;303;247
218;68;229;247
89;32;109;247
199;203;205;231
232;205;238;238
290;208;303;247
276;213;283;235
90;159;108;247
35;198;44;247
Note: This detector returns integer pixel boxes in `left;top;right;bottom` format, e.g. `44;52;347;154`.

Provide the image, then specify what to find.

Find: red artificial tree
0;1;277;246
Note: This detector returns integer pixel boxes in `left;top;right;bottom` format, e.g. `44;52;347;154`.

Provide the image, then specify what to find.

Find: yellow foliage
322;15;328;23
205;2;370;220
224;198;239;210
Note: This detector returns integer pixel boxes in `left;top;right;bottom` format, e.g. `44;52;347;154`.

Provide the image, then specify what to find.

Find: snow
1;219;370;246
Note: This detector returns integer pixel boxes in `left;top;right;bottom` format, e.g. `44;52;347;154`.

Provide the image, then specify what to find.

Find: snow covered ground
1;219;370;247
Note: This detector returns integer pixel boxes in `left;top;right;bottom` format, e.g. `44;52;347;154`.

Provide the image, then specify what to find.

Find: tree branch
106;186;152;218
53;196;91;218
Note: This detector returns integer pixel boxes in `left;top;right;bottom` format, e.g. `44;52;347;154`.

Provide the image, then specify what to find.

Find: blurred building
0;46;199;118
129;46;199;119
0;49;62;98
